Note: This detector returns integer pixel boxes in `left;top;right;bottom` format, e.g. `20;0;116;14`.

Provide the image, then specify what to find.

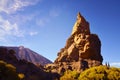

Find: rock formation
46;12;103;74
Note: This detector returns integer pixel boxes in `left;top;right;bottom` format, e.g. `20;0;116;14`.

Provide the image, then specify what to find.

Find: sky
0;0;120;67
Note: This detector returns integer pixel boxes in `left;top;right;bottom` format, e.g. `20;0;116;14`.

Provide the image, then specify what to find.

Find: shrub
79;65;120;80
18;73;25;80
60;70;80;80
0;60;20;80
9;49;16;55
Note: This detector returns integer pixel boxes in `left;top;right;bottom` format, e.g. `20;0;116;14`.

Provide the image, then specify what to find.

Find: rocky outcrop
46;12;103;74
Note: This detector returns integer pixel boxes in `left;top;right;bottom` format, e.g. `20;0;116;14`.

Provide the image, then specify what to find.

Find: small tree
9;49;16;55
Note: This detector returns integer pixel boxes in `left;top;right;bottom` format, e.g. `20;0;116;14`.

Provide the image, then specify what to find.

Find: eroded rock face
46;12;103;74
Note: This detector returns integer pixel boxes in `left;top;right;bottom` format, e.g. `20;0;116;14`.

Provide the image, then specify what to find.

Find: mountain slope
0;47;55;80
0;46;52;66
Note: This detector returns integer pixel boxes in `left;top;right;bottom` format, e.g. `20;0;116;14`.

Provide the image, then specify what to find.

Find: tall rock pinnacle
45;12;103;74
72;12;90;35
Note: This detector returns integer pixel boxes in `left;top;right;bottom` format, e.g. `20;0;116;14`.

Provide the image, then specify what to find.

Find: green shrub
0;60;20;80
60;66;120;80
79;65;120;80
9;49;16;54
60;70;80;80
18;73;25;80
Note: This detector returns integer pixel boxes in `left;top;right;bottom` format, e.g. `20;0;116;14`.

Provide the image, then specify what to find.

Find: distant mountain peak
19;46;24;49
0;46;52;66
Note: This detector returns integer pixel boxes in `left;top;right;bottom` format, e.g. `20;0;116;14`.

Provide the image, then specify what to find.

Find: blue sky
0;0;120;67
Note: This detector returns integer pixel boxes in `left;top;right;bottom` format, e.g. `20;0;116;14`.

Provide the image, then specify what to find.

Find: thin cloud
110;62;120;67
0;0;40;14
0;16;24;41
9;12;37;25
49;9;59;17
36;9;60;27
0;0;41;42
29;31;38;36
36;18;50;27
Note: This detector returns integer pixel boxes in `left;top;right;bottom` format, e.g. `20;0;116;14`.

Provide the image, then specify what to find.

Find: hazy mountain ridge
0;47;55;80
0;46;52;66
